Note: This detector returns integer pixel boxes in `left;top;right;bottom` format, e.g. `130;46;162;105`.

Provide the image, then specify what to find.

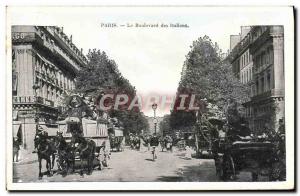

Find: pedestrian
150;133;159;161
100;141;110;167
13;137;20;162
185;145;192;160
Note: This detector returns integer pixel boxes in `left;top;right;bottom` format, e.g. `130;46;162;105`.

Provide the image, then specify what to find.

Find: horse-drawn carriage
56;116;110;169
109;126;124;152
215;138;285;181
35;94;111;178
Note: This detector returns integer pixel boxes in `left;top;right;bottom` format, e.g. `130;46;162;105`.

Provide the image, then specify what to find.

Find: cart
56;116;110;170
109;126;124;152
215;141;282;181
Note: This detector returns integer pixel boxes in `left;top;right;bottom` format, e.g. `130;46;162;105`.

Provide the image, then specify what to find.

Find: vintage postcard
5;6;294;191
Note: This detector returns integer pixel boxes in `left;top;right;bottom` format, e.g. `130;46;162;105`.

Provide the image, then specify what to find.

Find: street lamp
152;103;158;134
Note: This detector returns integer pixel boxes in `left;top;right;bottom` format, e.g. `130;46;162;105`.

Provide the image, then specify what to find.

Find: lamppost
33;83;40;133
152;103;158;134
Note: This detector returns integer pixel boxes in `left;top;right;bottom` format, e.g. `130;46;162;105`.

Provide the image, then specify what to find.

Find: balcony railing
251;89;284;101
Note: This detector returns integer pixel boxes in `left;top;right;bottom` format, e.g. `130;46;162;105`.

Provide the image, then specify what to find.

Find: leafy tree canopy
74;49;149;135
170;35;250;130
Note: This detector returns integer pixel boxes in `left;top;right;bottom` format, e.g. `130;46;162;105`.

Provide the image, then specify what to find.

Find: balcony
12;31;81;73
250;28;271;53
53;44;80;71
254;63;272;74
251;89;284;102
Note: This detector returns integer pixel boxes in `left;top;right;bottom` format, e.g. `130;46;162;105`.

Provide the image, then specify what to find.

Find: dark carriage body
216;141;283;181
228;142;275;173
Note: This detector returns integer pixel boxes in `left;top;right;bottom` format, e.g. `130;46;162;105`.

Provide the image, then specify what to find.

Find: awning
13;121;21;137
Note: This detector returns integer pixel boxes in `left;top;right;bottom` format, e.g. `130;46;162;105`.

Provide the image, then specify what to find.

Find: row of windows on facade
239;46;274;85
252;26;269;42
253;47;274;69
241;67;253;84
12;48;76;90
34;55;75;90
244;104;273;118
45;26;87;62
240;49;252;69
35;77;74;105
36;27;85;67
254;71;272;96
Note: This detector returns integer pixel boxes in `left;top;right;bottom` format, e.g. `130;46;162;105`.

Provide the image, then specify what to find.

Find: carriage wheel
222;155;235;181
269;161;285;181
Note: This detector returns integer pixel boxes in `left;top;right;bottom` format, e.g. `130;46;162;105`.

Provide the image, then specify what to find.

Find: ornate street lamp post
152;103;158;134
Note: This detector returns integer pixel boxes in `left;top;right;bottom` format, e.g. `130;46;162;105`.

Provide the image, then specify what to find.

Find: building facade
12;26;87;150
228;26;284;133
249;26;284;132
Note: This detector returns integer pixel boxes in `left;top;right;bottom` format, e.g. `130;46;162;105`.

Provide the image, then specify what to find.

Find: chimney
61;27;64;32
81;48;83;53
70;35;73;42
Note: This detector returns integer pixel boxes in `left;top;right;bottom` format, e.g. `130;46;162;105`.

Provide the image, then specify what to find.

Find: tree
74;49;149;135
159;114;171;136
170;36;250;131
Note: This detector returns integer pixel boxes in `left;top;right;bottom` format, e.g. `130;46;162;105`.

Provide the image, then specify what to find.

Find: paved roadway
13;148;220;182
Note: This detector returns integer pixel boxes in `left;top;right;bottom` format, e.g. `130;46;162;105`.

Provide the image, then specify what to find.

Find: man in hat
33;126;47;153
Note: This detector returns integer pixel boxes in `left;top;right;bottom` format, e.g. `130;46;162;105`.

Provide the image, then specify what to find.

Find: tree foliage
75;49;149;135
159;114;171;135
170;35;250;130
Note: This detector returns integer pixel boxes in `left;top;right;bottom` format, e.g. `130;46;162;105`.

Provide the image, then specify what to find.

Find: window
12;50;16;70
255;80;259;95
270;47;274;64
267;72;271;90
261;77;264;93
247;70;249;82
241;73;243;83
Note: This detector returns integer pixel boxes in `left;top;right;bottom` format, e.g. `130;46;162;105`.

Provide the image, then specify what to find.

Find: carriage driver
33;126;48;153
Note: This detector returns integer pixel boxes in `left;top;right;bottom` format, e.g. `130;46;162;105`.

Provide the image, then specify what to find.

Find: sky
8;6;292;116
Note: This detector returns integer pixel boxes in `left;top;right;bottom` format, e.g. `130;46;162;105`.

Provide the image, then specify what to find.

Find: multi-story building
249;26;284;132
228;25;284;133
12;26;87;150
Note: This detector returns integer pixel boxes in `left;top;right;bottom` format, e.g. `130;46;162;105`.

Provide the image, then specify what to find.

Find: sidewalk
13;149;38;166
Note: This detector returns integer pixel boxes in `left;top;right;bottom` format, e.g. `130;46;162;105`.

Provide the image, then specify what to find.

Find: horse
54;134;75;175
129;135;140;150
110;136;122;152
35;134;56;179
165;136;173;152
72;134;96;176
140;135;151;151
